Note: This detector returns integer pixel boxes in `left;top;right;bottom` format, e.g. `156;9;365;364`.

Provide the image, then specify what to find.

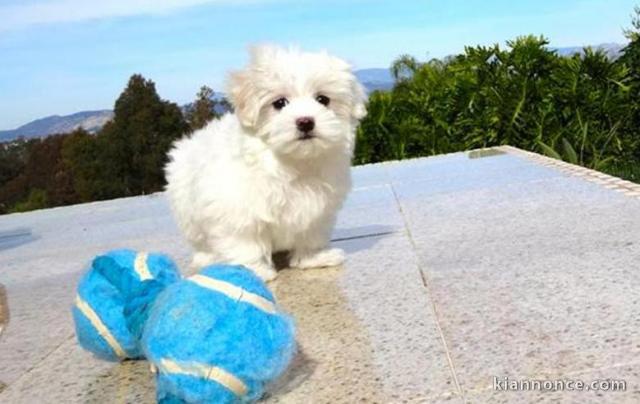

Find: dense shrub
355;35;637;184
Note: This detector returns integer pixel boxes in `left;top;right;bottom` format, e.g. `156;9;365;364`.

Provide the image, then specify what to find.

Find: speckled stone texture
1;147;639;403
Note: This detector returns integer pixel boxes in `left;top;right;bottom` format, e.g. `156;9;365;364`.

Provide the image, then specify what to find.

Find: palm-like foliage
355;34;637;182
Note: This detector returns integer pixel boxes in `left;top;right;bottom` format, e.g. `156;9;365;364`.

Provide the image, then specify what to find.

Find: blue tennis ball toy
72;249;181;361
72;249;296;403
143;264;296;403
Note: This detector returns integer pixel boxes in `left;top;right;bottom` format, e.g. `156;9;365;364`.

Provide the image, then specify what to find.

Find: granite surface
1;147;639;403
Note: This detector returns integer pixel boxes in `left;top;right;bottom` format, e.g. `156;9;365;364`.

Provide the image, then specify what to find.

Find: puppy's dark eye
272;97;289;110
316;95;330;106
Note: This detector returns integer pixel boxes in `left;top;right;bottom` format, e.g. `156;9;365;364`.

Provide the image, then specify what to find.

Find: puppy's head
227;45;367;159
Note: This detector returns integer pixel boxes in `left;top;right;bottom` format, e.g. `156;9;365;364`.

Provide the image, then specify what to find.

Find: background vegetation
2;8;640;214
356;42;638;181
0;77;222;213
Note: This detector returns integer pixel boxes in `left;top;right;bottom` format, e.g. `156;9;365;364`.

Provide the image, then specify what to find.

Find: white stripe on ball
134;252;153;280
188;274;277;315
75;294;126;358
157;358;248;397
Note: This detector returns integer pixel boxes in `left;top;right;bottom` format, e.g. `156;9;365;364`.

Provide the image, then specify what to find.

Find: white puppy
165;45;367;281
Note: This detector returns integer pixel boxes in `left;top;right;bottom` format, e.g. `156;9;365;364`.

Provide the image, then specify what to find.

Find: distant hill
0;110;113;142
355;68;394;91
553;43;624;59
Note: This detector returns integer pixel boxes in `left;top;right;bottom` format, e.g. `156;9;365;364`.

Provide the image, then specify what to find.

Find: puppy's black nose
295;117;315;133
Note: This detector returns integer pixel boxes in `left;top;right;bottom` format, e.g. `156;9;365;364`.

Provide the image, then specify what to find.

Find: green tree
9;189;48;213
60;74;190;205
186;85;218;130
96;74;189;197
620;6;640;73
0;139;33;187
0;132;81;213
61;129;106;201
41;133;78;206
615;6;640;180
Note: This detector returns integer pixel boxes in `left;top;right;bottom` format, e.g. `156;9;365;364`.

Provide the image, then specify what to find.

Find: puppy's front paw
251;263;278;282
290;248;345;269
189;252;216;273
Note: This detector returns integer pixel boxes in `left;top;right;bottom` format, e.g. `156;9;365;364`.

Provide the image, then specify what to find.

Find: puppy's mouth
297;132;315;141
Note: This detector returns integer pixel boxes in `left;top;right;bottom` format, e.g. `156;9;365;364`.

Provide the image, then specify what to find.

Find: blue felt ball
142;264;296;404
72;249;181;361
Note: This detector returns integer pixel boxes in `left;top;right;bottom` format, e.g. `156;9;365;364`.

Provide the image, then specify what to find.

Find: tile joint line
388;180;464;399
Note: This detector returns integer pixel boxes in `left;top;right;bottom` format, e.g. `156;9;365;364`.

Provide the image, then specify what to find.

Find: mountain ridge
0;110;113;142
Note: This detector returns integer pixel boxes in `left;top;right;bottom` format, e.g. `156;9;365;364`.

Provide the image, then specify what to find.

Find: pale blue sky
0;0;637;129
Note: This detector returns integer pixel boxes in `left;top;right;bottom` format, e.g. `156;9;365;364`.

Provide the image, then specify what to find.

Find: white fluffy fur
165;45;367;281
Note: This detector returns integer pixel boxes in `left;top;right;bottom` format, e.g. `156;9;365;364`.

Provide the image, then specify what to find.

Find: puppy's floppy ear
226;44;279;128
323;51;368;121
351;80;368;120
226;69;261;129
